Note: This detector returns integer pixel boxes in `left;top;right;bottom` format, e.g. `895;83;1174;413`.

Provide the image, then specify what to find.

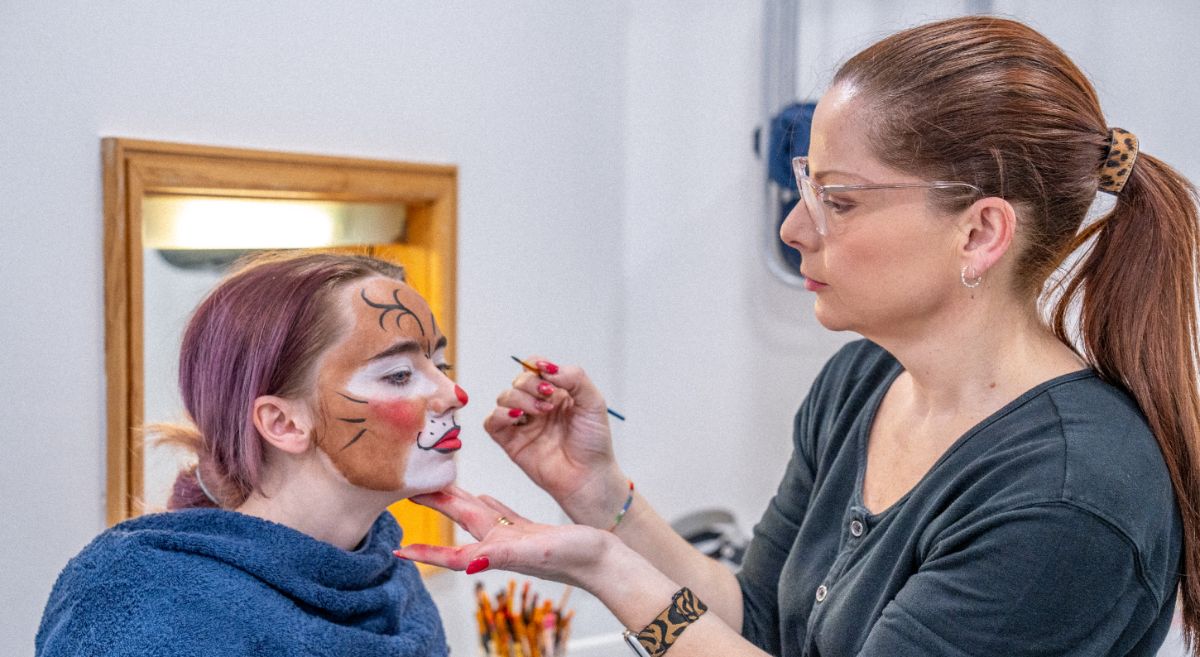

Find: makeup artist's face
779;82;963;340
313;276;468;495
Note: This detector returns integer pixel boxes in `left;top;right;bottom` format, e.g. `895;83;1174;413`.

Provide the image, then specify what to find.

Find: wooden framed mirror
102;138;457;554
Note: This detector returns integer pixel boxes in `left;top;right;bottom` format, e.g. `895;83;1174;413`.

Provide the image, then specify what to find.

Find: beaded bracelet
608;479;635;531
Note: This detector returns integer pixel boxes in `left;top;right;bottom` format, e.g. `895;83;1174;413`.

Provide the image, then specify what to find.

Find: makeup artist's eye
823;196;855;214
383;369;413;386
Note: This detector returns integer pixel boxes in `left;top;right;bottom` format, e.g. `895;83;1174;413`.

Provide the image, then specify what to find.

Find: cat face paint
314;277;466;494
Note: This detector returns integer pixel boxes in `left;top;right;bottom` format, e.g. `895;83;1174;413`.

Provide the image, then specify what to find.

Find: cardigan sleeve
735;366;831;652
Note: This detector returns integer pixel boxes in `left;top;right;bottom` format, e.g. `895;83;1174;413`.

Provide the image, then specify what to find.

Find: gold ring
496;516;514;526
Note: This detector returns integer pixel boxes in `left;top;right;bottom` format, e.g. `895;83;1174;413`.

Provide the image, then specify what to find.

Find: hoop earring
961;265;982;289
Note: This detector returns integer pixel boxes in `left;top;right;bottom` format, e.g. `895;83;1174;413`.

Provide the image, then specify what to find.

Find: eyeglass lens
793;161;827;235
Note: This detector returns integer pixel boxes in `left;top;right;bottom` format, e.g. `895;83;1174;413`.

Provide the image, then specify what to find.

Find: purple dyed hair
156;251;406;510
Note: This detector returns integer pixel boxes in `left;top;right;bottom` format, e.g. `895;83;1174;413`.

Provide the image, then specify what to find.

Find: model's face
313;276;467;495
779;82;964;339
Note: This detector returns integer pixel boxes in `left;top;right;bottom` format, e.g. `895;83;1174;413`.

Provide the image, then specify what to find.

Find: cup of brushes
476;579;574;657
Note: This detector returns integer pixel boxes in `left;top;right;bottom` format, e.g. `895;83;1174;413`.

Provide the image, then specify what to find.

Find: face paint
313;277;465;493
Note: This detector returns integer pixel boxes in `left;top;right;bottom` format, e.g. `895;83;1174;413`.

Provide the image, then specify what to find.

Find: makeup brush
510;356;625;421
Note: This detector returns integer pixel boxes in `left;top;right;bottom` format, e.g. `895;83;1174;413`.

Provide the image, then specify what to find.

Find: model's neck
235;452;395;551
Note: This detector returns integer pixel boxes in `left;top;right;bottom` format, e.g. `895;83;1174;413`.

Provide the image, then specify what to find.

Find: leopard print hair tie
1098;127;1139;195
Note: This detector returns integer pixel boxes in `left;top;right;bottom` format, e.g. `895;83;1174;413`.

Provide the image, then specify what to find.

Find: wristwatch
622;629;654;657
621;587;707;657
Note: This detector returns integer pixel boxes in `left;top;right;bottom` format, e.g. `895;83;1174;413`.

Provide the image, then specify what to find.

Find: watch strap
629;587;707;657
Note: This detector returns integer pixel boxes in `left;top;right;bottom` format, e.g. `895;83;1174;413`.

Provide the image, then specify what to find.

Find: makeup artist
397;16;1200;657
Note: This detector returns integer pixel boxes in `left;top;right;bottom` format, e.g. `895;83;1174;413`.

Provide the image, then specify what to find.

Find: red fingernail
393;551;410;560
538;360;559;375
507;408;524;418
455;385;469;405
537;382;554;397
465;556;490;574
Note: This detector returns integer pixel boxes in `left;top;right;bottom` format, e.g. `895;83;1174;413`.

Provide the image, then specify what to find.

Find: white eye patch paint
344;355;440;401
343;351;458;451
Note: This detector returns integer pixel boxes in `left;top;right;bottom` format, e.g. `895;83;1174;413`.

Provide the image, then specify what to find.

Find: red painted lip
432;427;461;453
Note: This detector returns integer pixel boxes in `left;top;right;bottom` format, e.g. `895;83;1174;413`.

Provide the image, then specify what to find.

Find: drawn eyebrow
433;335;448;352
369;339;423;362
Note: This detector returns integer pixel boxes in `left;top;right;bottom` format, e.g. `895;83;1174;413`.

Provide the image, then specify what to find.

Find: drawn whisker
339;417;366;424
337;392;368;404
341;429;367;451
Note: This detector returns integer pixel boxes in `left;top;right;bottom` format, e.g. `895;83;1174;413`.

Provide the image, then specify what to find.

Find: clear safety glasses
792;156;983;235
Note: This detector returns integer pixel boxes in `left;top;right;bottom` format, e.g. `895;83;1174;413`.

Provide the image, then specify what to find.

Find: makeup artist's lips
802;273;828;291
431;427;462;454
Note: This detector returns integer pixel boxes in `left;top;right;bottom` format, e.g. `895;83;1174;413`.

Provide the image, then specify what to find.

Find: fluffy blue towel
36;508;448;656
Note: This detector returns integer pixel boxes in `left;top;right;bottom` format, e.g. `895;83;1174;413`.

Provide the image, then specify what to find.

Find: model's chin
398;459;458;497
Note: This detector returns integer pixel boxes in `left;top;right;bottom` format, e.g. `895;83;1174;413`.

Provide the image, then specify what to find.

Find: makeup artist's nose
780;199;821;253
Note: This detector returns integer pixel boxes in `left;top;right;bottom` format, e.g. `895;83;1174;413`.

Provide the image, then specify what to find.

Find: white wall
2;2;1198;656
0;3;631;654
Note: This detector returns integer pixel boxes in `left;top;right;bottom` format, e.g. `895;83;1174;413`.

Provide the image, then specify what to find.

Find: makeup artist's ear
957;195;1016;276
252;395;316;454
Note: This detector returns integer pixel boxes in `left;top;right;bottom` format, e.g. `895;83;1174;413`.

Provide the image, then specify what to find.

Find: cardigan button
815;585;828;603
850;519;865;537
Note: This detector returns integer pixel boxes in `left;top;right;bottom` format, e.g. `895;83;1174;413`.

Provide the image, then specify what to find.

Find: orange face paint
312;276;461;493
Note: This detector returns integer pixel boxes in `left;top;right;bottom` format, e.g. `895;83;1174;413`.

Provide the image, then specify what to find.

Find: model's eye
383;369;412;386
436;363;454;374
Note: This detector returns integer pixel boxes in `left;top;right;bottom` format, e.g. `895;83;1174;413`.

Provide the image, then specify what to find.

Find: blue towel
36;508;448;656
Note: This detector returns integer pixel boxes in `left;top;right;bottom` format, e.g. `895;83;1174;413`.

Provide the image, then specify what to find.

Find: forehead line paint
360;287;432;355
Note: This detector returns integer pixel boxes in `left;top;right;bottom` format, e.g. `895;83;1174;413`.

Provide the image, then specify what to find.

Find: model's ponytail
151;423;232;510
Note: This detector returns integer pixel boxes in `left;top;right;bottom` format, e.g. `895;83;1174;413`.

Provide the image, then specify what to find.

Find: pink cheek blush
369;398;426;439
455;385;469;406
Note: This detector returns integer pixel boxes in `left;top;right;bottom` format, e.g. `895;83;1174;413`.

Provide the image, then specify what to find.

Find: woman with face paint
36;252;466;657
397;16;1200;657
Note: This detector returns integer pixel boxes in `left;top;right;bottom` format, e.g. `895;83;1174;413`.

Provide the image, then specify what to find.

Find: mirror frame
102;138;457;527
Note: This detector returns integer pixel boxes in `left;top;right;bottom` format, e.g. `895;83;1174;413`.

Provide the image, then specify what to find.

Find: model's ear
958;196;1017;277
251;395;315;454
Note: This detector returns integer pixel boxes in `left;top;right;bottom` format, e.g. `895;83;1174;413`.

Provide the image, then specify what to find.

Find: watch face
622;630;654;657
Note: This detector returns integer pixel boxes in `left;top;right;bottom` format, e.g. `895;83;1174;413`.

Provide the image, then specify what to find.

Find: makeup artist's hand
485;358;629;528
395;485;621;589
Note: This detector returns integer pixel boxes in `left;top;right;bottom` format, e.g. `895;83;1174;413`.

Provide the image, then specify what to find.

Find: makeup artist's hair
834;15;1200;648
154;251;406;511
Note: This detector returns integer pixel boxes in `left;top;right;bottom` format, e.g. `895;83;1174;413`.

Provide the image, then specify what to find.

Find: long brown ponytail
835;16;1200;650
1052;151;1200;649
